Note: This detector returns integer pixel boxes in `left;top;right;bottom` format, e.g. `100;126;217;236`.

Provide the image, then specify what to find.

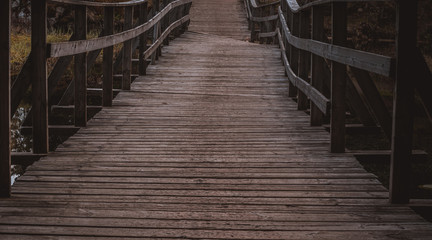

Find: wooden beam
323;124;381;135
390;0;418;204
0;0;11;197
349;66;392;137
345;75;377;127
162;0;170;46
51;105;102;114
278;7;393;77
297;10;310;111
330;2;347;153
31;0;49;154
139;2;149;75
103;7;114;107
414;48;432;122
122;6;133;90
20;125;80;136
310;6;325;126
288;11;299;98
353;150;428;163
11;153;47;167
74;5;88;127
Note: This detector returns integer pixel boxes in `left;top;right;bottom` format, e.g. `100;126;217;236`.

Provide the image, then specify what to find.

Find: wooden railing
0;0;192;197
245;0;432;204
245;0;280;42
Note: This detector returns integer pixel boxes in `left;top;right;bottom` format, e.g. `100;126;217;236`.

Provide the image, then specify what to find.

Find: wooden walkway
1;0;432;239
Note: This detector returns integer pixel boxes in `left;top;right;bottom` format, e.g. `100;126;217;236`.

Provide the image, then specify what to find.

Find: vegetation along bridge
1;0;432;238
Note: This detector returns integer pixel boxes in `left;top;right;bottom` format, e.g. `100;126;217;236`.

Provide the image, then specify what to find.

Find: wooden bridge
1;0;432;238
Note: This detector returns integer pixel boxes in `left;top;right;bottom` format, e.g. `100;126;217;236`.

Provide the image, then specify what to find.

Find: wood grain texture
330;2;347;153
1;0;432;239
0;0;11;197
31;0;49;153
389;0;417;204
103;7;114;107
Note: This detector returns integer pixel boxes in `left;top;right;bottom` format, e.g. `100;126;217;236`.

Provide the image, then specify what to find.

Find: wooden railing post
155;0;162;58
288;11;299;98
250;7;256;42
297;10;311;111
389;0;418;204
103;7;114;107
163;0;170;46
281;1;290;70
182;1;192;32
0;0;11;197
74;5;87;127
32;0;49;152
139;2;149;75
151;1;160;64
310;6;325;126
330;2;347;153
122;6;133;90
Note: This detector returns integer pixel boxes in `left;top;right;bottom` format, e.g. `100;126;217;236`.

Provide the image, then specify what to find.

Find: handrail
245;0;280;42
144;15;190;59
49;0;192;58
278;7;392;77
250;0;280;8
49;0;148;7
285;0;389;13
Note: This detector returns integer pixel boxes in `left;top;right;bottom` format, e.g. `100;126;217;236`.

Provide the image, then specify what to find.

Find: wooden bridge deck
1;0;432;239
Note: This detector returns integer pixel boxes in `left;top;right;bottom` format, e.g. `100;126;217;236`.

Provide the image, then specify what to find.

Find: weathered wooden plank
0;0;11;197
31;0;49;154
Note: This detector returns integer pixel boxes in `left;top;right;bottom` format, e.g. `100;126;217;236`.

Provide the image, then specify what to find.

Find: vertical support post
250;7;256;42
74;5;87;127
155;0;162;58
122;6;133;90
389;0;418;204
139;2;149;76
32;0;49;153
163;0;169;46
282;1;290;69
297;10;311;110
0;0;11;197
182;2;191;32
330;2;347;153
310;6;325;126
103;7;114;107
259;8;264;44
289;12;299;98
151;1;159;64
